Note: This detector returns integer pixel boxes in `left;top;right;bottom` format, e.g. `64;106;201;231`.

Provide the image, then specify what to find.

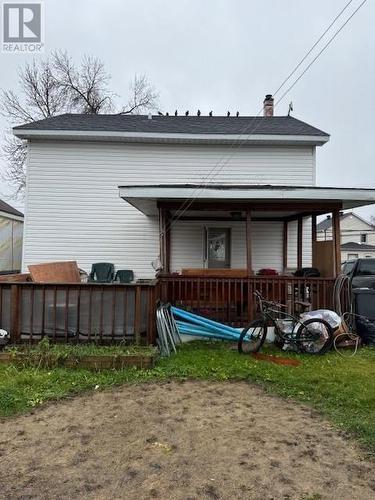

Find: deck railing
159;276;336;326
0;282;159;345
0;276;338;344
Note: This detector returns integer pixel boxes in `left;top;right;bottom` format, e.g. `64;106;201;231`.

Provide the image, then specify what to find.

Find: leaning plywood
28;261;80;283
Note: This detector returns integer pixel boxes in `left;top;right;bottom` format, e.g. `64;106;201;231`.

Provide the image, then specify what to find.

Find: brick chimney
263;94;274;117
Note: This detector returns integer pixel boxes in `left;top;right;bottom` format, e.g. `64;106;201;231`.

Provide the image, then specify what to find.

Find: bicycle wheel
238;319;267;354
296;318;333;354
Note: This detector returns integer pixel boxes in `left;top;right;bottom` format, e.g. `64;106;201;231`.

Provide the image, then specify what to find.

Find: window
347;253;359;260
357;259;375;276
360;233;367;243
342;261;355;275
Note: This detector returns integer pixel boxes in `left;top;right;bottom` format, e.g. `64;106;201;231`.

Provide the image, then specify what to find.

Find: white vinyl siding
287;218;312;269
171;221;247;271
23;140;315;277
171;220;304;274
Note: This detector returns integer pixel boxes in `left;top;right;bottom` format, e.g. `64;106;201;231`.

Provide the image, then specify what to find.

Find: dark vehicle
342;258;375;289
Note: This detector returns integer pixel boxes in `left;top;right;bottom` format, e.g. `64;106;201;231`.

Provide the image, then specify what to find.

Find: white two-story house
13;95;375;281
317;212;375;262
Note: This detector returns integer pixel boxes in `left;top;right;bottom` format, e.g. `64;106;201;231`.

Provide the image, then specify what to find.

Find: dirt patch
0;381;373;499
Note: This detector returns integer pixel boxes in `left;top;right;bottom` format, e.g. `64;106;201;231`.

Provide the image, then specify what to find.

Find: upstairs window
360;233;367;243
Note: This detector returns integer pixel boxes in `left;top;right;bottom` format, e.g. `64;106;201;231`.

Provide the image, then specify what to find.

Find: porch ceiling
118;184;375;216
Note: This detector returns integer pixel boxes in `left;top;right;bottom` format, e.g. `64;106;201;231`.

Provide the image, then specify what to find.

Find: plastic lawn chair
114;270;134;283
88;262;115;283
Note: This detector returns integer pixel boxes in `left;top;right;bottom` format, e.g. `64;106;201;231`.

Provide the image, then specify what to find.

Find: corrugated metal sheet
23;141;315;278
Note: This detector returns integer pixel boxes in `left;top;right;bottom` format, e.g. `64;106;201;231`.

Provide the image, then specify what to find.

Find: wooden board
0;273;30;282
313;241;334;278
28;261;81;283
181;268;248;278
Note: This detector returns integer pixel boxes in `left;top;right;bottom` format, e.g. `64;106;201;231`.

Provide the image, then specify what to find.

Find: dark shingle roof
13;114;329;137
0;199;23;218
341;242;375;251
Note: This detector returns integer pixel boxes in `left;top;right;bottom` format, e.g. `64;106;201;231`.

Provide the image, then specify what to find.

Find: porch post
165;210;171;274
311;215;317;268
246;209;252;276
283;221;288;273
159;208;171;274
297;216;303;270
332;208;341;276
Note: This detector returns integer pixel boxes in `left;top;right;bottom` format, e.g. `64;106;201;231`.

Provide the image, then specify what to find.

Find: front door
206;228;231;268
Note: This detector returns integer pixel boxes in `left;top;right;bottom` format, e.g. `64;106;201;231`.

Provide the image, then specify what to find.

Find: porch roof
118;184;375;216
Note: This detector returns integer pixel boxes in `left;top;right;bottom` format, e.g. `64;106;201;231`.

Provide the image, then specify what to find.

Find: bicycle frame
254;292;319;345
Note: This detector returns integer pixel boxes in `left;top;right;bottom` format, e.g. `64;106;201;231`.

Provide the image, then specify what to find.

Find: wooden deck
0;275;337;344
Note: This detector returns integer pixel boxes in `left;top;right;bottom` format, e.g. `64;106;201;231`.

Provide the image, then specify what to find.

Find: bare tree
121;74;159;115
0;57;67;195
1;51;159;196
52;51;114;114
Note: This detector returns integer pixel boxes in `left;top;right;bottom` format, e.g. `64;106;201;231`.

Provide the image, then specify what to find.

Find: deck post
10;284;21;343
159;208;171;274
246;209;252;276
332;209;341;276
297;216;303;270
311;215;317;267
283;221;288;272
165;210;171;274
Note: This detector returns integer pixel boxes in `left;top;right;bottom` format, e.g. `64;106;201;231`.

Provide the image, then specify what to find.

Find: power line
163;0;367;236
275;0;367;106
273;0;354;96
165;1;355;228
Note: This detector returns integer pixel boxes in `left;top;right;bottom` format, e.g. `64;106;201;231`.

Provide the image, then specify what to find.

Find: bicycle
238;291;334;355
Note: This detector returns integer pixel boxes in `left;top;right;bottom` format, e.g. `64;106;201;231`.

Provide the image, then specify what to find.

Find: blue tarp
171;306;245;341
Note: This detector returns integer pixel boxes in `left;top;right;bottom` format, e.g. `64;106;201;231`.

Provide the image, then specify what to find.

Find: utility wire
164;0;356;229
163;0;367;234
273;0;354;96
275;0;367;106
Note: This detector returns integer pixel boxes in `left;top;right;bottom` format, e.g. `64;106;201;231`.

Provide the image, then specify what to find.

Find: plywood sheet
0;273;30;282
28;261;80;283
313;241;334;277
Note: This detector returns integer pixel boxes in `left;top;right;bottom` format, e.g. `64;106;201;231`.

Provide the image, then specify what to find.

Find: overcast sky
0;0;374;218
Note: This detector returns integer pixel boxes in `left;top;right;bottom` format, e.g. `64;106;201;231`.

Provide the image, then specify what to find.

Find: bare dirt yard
0;380;374;500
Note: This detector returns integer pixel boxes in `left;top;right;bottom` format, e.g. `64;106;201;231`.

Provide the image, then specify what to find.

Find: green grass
0;341;374;455
7;340;156;358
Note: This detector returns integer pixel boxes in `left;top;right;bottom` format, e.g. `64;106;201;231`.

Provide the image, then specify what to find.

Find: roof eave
0;210;24;221
12;128;330;146
118;185;375;216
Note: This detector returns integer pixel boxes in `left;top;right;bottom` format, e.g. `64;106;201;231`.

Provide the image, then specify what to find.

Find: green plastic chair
88;262;115;283
114;270;134;283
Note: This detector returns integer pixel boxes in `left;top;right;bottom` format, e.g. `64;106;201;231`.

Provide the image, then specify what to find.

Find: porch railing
0;282;159;345
0;276;337;344
159;276;336;326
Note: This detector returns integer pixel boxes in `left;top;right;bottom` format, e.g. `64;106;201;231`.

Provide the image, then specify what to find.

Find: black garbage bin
353;289;375;346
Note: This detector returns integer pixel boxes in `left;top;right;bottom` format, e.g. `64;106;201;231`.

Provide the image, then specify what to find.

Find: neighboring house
13;95;375;279
317;211;375;263
0;200;24;272
341;242;375;261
